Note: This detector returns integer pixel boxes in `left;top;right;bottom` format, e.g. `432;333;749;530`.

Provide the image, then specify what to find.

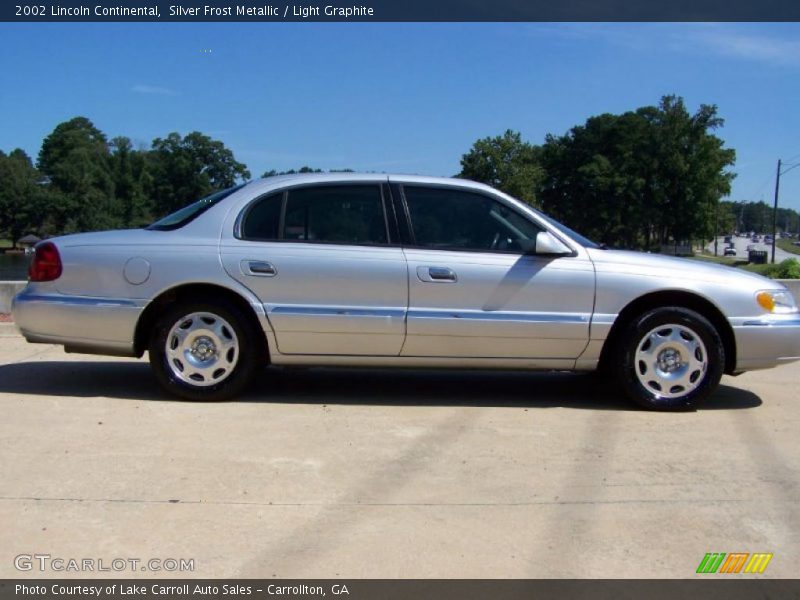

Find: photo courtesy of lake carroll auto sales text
14;583;351;597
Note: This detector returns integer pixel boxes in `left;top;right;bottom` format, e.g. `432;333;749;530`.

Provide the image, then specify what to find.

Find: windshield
147;185;244;231
534;210;602;249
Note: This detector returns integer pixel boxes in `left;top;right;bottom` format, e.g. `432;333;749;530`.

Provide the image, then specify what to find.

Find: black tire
613;307;724;411
148;299;265;401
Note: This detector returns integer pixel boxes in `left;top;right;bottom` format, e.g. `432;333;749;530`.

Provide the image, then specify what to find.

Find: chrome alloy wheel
165;312;239;387
634;323;708;399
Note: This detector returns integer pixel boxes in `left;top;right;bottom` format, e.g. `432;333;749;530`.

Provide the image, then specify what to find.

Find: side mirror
533;231;572;255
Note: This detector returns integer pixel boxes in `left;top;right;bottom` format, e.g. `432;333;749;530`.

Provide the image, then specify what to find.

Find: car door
394;182;595;359
220;181;408;356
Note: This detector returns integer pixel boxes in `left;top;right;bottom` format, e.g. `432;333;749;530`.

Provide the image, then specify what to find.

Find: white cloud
530;23;800;68
684;26;800;66
132;84;178;96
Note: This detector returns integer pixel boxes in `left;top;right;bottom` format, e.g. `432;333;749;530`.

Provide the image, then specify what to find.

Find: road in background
706;235;798;262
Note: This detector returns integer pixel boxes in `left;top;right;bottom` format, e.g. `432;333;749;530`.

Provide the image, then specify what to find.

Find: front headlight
755;289;798;314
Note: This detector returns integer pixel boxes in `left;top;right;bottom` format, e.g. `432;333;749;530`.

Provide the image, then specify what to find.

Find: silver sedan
12;174;800;410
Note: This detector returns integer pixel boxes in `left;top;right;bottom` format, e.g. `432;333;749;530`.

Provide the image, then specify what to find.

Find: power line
747;172;775;200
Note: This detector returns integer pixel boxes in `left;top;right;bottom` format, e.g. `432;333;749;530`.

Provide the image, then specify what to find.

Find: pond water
0;253;31;280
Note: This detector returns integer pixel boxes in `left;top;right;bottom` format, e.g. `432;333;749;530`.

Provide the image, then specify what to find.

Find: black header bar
4;0;800;22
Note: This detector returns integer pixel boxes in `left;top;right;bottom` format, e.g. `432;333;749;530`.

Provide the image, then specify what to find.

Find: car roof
241;172;497;195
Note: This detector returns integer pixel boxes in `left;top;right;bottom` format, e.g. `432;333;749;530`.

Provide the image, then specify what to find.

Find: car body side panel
219;242;408;356
402;249;595;359
12;285;144;355
584;248;800;370
13;227;273;357
729;315;800;370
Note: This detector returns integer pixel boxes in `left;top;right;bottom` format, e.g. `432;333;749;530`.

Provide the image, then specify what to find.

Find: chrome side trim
741;317;800;327
271;306;405;318
408;310;589;323
15;292;139;307
271;306;593;323
271;306;591;323
590;313;617;325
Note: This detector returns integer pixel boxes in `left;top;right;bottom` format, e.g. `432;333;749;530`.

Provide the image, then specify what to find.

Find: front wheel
148;300;263;401
614;307;724;411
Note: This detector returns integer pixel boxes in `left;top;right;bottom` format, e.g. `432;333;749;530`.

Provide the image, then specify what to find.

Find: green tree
539;112;651;248
643;97;735;246
109;137;153;227
458;130;543;206
37;116;118;232
0;149;48;246
149;132;250;215
538;96;735;249
261;167;355;177
262;166;322;177
722;200;799;235
716;201;738;235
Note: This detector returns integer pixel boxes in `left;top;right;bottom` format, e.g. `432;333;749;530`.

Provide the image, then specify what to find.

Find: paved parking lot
1;322;798;578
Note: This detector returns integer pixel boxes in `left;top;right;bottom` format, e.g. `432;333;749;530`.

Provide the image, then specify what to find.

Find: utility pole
772;159;781;264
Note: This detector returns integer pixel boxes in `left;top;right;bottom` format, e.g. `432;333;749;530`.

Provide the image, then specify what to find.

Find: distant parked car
723;247;737;257
12;174;800;411
764;236;773;244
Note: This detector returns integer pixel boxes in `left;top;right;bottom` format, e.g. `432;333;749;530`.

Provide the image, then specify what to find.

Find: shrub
740;258;800;279
774;258;800;279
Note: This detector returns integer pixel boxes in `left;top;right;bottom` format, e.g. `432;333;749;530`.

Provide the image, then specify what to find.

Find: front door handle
244;260;277;277
418;266;457;283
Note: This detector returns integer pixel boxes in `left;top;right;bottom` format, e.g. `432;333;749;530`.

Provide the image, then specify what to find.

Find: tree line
1;95;797;250
718;200;799;235
0;117;251;247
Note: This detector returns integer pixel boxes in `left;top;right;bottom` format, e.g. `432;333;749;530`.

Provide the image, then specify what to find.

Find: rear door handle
244;260;277;277
418;266;457;283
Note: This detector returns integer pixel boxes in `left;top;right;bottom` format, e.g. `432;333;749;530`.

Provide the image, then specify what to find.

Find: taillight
29;242;62;282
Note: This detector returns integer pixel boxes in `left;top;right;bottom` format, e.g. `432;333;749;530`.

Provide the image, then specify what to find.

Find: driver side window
403;186;542;252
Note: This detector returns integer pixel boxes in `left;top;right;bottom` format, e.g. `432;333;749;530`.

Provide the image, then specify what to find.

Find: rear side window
404;186;542;252
241;192;282;240
283;185;388;245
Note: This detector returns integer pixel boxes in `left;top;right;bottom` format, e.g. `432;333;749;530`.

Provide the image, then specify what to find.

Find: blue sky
1;22;799;210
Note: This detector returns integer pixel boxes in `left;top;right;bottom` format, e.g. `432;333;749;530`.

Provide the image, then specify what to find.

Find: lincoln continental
12;174;800;410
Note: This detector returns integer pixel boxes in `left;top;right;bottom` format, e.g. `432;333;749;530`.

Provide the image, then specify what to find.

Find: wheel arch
133;282;269;359
598;290;737;375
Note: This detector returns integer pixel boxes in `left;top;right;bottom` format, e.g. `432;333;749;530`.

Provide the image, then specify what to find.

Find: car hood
586;248;784;291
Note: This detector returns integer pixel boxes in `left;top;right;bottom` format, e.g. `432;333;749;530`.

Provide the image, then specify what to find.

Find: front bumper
12;289;144;356
731;314;800;371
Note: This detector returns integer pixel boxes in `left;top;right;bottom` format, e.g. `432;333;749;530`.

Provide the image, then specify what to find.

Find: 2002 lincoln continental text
12;173;800;410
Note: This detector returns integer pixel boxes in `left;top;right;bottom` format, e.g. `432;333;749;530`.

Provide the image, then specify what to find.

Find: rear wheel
614;307;724;411
148;299;263;401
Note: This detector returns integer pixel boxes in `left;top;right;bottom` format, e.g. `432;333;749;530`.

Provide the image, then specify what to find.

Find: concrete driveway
0;322;797;579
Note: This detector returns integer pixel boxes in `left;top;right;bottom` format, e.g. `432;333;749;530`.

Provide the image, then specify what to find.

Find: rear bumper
732;315;800;371
11;289;144;356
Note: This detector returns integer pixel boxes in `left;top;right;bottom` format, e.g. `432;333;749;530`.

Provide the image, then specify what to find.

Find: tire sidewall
149;300;262;401
616;307;724;411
